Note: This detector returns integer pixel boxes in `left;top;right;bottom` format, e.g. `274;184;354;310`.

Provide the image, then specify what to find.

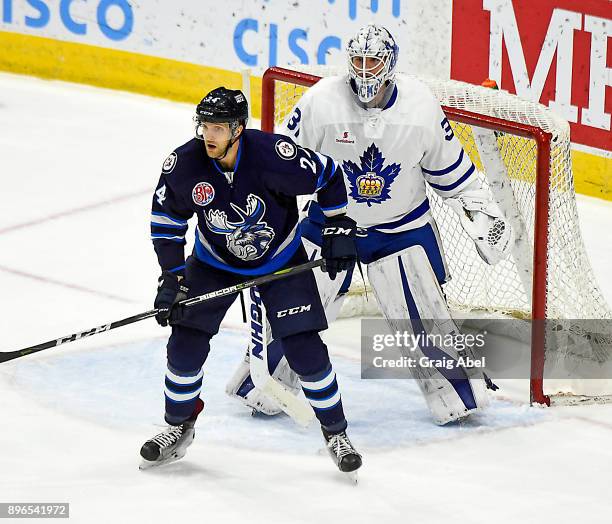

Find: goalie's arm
444;179;514;265
418;97;513;264
419;95;479;198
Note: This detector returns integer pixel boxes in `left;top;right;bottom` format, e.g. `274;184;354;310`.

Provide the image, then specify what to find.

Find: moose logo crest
205;194;275;261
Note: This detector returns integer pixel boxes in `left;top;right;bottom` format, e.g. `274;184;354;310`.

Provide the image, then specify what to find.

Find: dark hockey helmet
194;87;248;139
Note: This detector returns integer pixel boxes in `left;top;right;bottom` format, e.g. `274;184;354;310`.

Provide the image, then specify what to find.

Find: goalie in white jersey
227;24;513;425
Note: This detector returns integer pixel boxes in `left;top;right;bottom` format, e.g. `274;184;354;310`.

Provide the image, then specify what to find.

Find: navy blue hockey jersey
150;130;348;276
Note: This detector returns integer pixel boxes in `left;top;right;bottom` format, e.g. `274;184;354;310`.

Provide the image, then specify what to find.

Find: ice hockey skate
139;400;203;470
322;427;362;483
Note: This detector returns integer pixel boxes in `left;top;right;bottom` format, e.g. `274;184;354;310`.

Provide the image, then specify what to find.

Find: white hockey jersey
281;74;477;232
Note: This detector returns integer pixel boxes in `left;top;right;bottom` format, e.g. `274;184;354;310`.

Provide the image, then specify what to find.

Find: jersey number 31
287;108;302;137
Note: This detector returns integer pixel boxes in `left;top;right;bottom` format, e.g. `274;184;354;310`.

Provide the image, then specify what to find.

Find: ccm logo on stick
55;324;111;345
277;305;312;318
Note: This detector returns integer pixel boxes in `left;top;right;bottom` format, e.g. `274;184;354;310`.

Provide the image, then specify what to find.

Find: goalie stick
0;259;324;364
248;287;315;427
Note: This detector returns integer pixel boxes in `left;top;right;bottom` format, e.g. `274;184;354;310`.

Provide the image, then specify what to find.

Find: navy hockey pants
163;246;347;433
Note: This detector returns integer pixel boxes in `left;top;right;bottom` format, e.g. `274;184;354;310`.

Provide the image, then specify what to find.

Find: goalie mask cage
261;66;612;406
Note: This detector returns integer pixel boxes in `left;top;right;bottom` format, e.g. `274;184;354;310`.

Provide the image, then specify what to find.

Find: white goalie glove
446;180;514;265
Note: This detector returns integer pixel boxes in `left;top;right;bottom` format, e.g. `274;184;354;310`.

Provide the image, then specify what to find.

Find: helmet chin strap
214;124;241;162
215;140;233;161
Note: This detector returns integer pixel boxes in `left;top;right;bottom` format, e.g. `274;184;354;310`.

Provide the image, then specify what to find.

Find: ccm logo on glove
322;226;353;236
321;214;358;280
277;304;312;318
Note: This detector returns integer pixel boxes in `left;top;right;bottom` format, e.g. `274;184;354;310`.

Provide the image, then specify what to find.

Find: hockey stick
248;287;315;427
0;259;324;364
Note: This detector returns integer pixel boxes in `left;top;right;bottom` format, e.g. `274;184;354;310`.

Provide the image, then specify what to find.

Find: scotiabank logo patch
451;0;611;151
336;131;356;144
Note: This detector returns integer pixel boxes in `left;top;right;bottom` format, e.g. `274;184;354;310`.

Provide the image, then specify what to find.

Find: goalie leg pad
225;349;285;416
368;243;489;424
226;237;346;417
225;293;301;415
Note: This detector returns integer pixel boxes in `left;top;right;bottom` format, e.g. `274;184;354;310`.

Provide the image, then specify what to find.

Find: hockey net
261;66;612;405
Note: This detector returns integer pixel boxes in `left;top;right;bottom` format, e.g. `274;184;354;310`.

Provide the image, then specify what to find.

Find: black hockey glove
321;215;357;280
154;271;189;327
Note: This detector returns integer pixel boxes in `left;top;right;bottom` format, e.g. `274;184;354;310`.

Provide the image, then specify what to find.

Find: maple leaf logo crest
342;144;401;206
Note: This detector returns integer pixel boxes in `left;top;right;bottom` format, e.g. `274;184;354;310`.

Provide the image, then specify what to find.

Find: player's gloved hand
321;214;357;280
154;271;189;326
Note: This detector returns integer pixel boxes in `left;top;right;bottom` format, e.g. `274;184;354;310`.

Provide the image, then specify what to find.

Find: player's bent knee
167;325;212;372
281;330;330;377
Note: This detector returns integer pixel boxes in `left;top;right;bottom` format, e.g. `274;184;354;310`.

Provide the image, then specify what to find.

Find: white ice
1;73;612;524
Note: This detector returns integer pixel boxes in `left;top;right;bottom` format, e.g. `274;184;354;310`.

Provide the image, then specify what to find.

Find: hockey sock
164;364;204;425
281;331;348;432
300;364;347;433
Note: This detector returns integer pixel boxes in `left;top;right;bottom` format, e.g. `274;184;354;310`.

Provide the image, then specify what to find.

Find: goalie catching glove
446;181;514;265
321;214;358;280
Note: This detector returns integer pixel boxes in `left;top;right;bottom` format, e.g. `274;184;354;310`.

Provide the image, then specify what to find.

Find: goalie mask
347;24;399;104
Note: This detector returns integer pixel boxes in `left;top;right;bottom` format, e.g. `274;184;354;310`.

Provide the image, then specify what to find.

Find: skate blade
139;450;186;471
345;470;359;485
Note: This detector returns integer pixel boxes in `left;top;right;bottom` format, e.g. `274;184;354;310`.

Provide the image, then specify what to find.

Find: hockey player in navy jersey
228;25;514;425
140;87;362;476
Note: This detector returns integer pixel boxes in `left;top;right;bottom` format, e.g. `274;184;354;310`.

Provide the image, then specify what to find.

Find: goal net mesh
263;66;612;401
266;67;611;324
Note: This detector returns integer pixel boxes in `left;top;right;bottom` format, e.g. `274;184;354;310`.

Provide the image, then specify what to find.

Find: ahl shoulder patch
275;140;297;160
162;152;178;174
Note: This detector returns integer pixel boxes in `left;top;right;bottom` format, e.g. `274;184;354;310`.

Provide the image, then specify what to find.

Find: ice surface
9;330;548;452
1;73;612;523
